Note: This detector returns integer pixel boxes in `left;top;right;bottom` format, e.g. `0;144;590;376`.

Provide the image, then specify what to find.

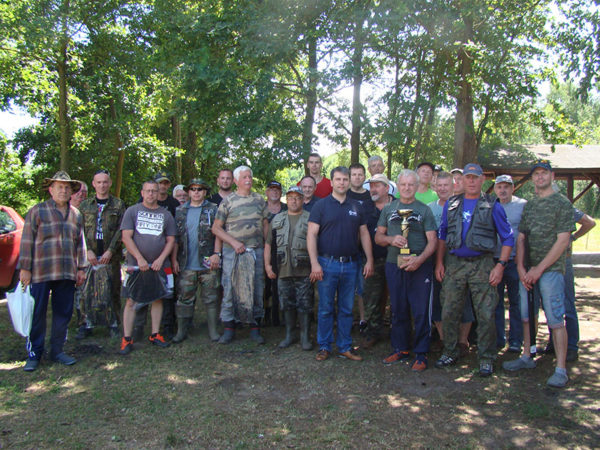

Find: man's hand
310;263;323;283
76;270;86;286
20;269;32;288
137;257;150;271
488;264;504;286
171;259;180;275
435;263;445;282
209;254;220;270
265;264;277;280
87;250;98;266
151;256;165;271
399;255;422;272
521;265;543;290
390;235;407;249
363;260;374;278
232;240;246;254
98;250;113;265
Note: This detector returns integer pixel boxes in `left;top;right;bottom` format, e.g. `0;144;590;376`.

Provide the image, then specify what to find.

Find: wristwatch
498;260;508;267
213;252;222;257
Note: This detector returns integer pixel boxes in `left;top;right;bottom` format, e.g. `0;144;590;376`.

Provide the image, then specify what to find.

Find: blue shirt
494;196;526;259
439;195;514;258
309;194;366;257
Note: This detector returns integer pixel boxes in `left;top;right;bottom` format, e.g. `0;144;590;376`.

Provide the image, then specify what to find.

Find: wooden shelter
478;144;600;202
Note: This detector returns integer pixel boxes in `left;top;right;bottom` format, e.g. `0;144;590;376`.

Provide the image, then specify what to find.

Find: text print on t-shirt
136;210;165;236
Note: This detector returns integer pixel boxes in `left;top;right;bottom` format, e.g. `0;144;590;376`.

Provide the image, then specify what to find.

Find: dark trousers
385;260;432;355
29;279;76;360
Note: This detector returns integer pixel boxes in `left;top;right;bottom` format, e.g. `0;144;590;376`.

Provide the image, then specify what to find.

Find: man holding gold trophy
375;169;438;371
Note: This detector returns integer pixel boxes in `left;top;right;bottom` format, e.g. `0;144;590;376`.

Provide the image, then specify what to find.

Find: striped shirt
18;199;88;283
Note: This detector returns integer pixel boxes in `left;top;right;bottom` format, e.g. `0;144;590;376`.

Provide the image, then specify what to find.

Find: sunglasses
189;187;206;192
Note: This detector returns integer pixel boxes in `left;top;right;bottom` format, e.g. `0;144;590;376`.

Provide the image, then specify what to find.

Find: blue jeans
29;279;76;360
494;260;522;348
519;271;565;328
316;256;359;353
548;257;579;351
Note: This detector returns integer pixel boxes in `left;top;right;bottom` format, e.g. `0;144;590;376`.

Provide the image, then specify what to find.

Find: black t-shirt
308;195;366;258
96;197;108;255
208;193;223;206
136;194;179;217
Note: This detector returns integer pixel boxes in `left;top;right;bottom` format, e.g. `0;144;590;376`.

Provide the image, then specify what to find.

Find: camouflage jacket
79;195;126;256
175;200;218;268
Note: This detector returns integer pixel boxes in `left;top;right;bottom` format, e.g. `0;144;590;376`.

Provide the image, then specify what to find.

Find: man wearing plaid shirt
18;171;88;372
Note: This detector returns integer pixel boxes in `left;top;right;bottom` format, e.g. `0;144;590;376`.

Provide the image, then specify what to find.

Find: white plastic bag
6;282;35;337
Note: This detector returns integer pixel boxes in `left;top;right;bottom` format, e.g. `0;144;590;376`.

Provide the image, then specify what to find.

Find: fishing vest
271;210;310;269
445;193;497;253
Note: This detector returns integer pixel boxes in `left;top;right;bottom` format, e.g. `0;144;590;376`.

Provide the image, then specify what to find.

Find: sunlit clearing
0;362;23;371
101;362;121;371
167;374;199;385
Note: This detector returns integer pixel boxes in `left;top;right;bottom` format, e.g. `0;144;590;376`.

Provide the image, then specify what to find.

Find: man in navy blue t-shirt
307;167;374;362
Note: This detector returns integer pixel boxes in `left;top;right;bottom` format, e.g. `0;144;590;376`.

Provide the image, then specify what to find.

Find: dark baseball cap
266;180;282;189
463;163;483;176
530;159;552;173
154;171;171;183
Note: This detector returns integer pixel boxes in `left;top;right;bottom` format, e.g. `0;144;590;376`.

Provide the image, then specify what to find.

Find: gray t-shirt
494;196;526;259
427;199;445;229
185;206;203;270
121;203;176;268
378;199;437;264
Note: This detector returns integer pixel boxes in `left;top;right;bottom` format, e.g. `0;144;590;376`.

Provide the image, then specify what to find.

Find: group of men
16;153;591;388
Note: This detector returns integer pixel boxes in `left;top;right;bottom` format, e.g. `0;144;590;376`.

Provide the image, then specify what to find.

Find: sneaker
359;320;368;335
148;333;170;348
502;356;536;372
383;351;410;365
479;362;493;377
50;352;77;365
119;337;134;355
566;349;578;362
546;371;569;388
75;326;91;340
434;354;457;368
23;358;40;372
411;356;428;372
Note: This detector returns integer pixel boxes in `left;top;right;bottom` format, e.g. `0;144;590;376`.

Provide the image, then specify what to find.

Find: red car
0;205;24;293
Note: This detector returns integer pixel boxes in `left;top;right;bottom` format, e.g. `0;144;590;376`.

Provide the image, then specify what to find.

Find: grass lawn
1;279;600;448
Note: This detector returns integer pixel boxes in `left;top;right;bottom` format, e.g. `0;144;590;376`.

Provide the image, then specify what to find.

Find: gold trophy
397;209;413;266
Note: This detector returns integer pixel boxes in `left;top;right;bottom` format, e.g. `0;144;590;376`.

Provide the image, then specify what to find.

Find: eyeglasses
189;187;206;192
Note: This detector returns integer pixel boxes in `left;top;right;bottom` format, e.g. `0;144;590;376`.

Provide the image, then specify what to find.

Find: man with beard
209;169;234;206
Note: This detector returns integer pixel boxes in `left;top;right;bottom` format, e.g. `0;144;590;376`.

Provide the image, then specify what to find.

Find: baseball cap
463;163;483;176
154;171;171;183
494;174;513;184
450;168;463;174
267;180;282;189
367;174;390;186
416;162;435;171
286;186;304;196
434;164;443;172
530;159;552;173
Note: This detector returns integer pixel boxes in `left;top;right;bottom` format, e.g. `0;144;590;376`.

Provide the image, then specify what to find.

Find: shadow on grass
1;285;600;448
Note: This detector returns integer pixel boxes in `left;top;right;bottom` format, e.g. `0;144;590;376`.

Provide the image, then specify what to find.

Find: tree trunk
109;98;125;198
172;115;182;184
350;13;364;165
302;35;318;174
57;3;70;172
454;16;477;167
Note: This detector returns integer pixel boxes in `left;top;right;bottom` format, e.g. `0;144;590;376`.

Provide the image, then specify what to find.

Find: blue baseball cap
530;159;552;173
463;163;483;176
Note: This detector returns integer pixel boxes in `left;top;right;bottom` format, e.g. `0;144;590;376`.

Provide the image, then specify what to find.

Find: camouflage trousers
440;253;499;363
277;276;314;313
176;268;220;318
80;262;121;329
362;257;387;338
